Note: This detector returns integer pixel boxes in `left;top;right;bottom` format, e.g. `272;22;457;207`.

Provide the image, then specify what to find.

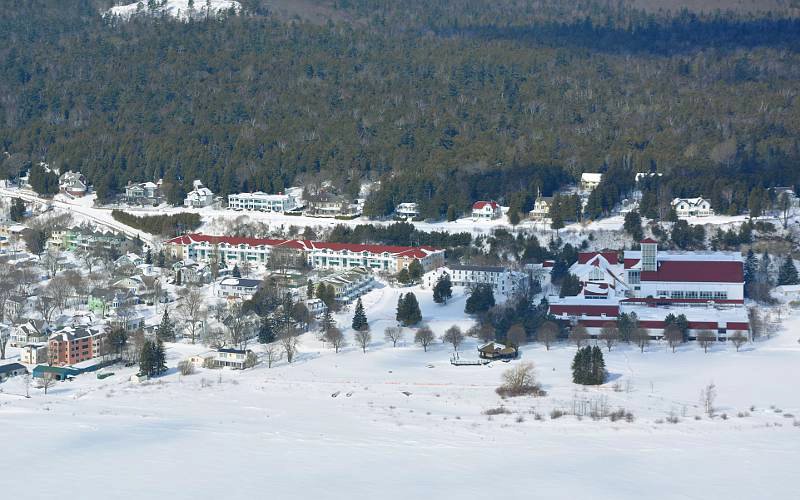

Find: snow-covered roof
581;173;603;183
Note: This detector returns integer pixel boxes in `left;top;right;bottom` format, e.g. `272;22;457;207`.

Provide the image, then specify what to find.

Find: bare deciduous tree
177;288;206;344
729;331;747;352
664;325;683;353
696;330;716;354
414;325;435;352
506;324;527;355
384;326;404;347
324;326;345;353
598;322;619;352
477;323;495;343
38;373;56;395
568;324;590;348
47;275;73;314
354;329;372;353
0;327;9;360
264;343;283;367
442;325;464;352
700;382;717;416
632;326;650;353
279;326;300;363
537;321;559;351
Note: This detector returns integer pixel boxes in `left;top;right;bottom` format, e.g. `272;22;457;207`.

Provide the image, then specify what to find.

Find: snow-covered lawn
1;284;799;499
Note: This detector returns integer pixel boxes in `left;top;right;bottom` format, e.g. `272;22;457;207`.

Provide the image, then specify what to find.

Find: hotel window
628;271;640;284
699;291;713;300
713;291;727;300
685;291;698;299
670;291;684;299
657;290;669;297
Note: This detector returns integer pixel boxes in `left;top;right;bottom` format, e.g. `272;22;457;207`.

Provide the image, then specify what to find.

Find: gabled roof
0;363;27;375
577;251;619;265
641;260;743;283
472;201;499;210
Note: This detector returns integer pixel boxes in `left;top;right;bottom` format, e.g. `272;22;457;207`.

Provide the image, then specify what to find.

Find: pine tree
158;307;175;341
351;297;368;331
778;255;799;285
321;307;335;334
395;293;405;324
9;197;25;222
145;247;153;265
571;346;606;385
744;249;757;286
175;269;182;286
408;260;424;281
396;268;411;284
758;251;772;285
153;339;167;375
464;284;495;315
623;210;643;241
432;273;453;304
258;315;276;344
306;280;314;299
157;249;165;268
232;264;241;278
139;340;154;376
590;346;606;384
398;293;421;326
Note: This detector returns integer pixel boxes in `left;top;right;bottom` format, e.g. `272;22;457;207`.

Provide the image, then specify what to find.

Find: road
0;187;156;246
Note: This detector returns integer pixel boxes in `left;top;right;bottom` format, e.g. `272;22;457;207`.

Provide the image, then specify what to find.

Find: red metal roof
641;260;743;283
578;251;619;265
165;234;441;259
640;237;658;244
549;304;619;316
472;201;498;210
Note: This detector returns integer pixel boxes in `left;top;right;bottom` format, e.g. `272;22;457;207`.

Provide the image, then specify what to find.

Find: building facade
48;325;110;366
164;234;445;274
227;191;300;212
425;265;529;297
184;180;215;208
671;197;713;217
471;201;502;220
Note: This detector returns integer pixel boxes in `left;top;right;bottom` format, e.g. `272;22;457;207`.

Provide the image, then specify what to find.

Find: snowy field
1;284;799;499
107;1;241;20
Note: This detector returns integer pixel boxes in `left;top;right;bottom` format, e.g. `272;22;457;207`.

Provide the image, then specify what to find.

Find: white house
227;191;301;212
773;284;800;303
20;343;48;364
10;320;50;347
215;348;254;369
471;201;502;221
217;277;261;300
425;265;529;297
184;180;215;208
124;180;162;204
59;171;88;197
566;252;627;299
580;173;603;192
671;197;713;217
395;203;419;219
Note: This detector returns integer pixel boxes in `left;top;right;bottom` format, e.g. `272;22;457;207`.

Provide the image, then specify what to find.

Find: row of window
655;290;728;300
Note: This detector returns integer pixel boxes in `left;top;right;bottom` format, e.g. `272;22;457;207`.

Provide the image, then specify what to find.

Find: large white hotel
549;238;749;339
164;234;445;274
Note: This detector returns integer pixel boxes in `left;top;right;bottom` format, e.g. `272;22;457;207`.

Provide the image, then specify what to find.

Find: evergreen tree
397;292;421;326
306;280;314;299
571;346;606;385
321;307;335;334
508;209;521;225
232;264;241;278
778;255;799;286
351;297;368;331
258;315;276;344
744;249;758;285
175;269;182;286
157;249;165;268
154;339;167;375
446;205;458;222
395;293;405;324
464;284;495;315
139;340;154;376
758;251;773;285
9;198;25;222
158;307;176;342
432;273;453;304
559;274;582;297
145;247;153;265
623;210;643;241
396;268;411;284
408;260;424;281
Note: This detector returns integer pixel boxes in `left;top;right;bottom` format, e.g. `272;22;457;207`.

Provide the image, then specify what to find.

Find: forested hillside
1;0;799;218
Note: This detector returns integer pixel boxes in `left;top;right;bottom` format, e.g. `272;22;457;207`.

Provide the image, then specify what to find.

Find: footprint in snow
401;391;412;397
346;391;353;397
331;391;340;398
